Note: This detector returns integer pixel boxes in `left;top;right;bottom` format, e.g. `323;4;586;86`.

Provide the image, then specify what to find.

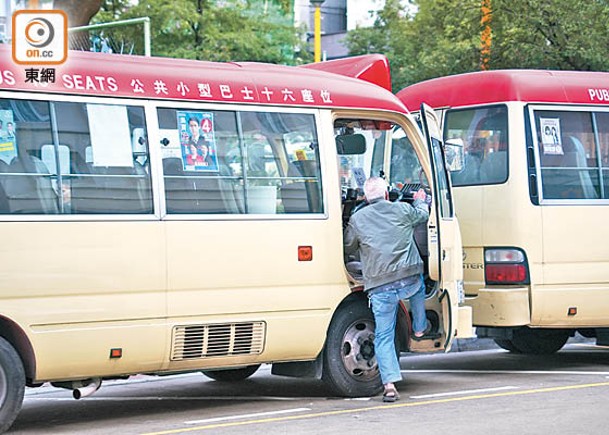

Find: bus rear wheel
202;365;261;382
322;300;383;398
493;338;522;353
510;327;569;355
0;337;25;433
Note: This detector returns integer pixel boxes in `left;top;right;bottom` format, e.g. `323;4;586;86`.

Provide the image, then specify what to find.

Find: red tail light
484;248;529;285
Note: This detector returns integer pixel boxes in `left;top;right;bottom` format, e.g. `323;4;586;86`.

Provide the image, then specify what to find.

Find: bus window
532;110;600;200
389;127;426;190
336;119;386;196
444;105;508;186
157;108;322;214
0;99;152;214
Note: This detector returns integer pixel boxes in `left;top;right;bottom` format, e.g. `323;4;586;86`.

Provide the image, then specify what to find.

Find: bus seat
163;157;196;213
0;160;11;213
541;137;597;200
569;136;598;199
71;151;151;214
479;151;507;183
163;157;242;214
280;160;322;213
4;155;58;214
40;144;70;176
84;165;152;214
192;174;242;214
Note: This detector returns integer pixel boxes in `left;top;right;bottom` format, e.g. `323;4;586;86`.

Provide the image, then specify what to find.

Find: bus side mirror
444;138;464;172
336;133;366;155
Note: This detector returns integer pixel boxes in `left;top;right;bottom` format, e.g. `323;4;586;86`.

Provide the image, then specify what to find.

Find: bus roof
0;45;406;113
396;69;609;111
299;54;392;92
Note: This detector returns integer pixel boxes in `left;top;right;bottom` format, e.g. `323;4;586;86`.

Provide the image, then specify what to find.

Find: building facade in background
295;0;385;60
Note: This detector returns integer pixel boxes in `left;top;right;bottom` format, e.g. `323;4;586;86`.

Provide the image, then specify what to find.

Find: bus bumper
456;305;475;338
465;286;530;327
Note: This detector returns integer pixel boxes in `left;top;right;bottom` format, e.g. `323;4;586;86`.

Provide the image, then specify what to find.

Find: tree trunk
54;0;102;50
55;0;102;27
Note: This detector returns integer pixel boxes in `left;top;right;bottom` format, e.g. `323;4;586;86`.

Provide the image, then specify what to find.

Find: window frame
0;90;157;221
0;92;330;221
442;103;510;187
151;99;328;220
528;103;609;206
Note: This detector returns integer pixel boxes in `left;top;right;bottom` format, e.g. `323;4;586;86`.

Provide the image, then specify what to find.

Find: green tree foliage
347;0;609;91
93;0;310;64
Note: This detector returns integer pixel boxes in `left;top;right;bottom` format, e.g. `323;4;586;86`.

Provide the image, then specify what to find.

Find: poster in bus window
540;118;564;155
177;110;218;172
0;110;17;164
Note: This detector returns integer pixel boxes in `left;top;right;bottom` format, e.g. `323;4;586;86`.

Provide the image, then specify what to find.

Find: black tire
493;338;522;353
510;327;569;355
0;337;25;433
322;301;384;398
202;364;260;382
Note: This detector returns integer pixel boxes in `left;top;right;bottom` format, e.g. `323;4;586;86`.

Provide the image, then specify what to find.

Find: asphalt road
11;338;609;435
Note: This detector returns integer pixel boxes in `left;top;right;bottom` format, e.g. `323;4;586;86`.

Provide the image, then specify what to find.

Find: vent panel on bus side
170;322;266;360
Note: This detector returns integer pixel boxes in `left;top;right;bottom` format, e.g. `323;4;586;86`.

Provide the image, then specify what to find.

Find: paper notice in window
540;118;564;155
87;104;133;167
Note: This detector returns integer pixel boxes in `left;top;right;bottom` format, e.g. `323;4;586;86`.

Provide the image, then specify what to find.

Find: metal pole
314;4;321;63
143;17;150;57
68;17;152;57
4;0;11;41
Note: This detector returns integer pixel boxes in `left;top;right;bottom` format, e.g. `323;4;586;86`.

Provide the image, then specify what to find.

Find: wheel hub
341;319;378;379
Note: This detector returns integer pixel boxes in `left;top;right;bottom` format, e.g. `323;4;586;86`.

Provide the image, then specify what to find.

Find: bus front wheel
202;365;261;382
510;327;569;355
0;337;25;433
322;301;383;398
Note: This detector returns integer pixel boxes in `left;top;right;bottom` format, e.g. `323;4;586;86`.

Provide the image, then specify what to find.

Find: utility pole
480;0;492;70
310;0;325;63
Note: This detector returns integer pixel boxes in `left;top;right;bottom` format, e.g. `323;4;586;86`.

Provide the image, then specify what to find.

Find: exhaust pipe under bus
52;378;102;399
73;378;102;399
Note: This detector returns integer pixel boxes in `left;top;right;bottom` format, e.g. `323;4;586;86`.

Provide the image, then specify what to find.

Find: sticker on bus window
540;118;564;155
0;110;17;164
177;111;219;172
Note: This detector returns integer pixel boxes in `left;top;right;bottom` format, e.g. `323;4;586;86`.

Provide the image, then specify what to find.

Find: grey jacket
344;198;429;290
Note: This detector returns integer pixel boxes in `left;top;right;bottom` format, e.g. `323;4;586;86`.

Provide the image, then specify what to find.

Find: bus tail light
484;248;529;285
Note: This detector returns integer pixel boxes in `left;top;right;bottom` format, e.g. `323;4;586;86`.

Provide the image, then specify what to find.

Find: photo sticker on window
540;118;564;155
177;111;219;172
0;110;17;164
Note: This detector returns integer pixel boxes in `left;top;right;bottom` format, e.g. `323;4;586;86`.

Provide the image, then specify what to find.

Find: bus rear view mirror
444;138;464;172
336;133;366;155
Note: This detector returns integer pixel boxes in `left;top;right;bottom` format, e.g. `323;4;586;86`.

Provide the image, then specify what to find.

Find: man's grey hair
363;177;387;201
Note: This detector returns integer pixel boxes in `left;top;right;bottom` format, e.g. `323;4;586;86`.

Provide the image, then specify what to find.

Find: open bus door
418;103;471;349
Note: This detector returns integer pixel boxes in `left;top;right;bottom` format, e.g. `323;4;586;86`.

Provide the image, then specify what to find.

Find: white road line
184;407;312;425
402;369;609;375
410;385;519;399
571;343;609;349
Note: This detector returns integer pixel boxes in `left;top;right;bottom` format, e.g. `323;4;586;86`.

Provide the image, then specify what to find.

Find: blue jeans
368;274;427;385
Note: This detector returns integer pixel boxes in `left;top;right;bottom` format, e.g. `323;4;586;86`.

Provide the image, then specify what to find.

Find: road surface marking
140;381;609;435
410;385;518;399
402;369;609;375
184;408;311;425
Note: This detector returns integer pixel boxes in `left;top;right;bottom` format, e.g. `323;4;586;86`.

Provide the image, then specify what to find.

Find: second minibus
398;69;609;354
